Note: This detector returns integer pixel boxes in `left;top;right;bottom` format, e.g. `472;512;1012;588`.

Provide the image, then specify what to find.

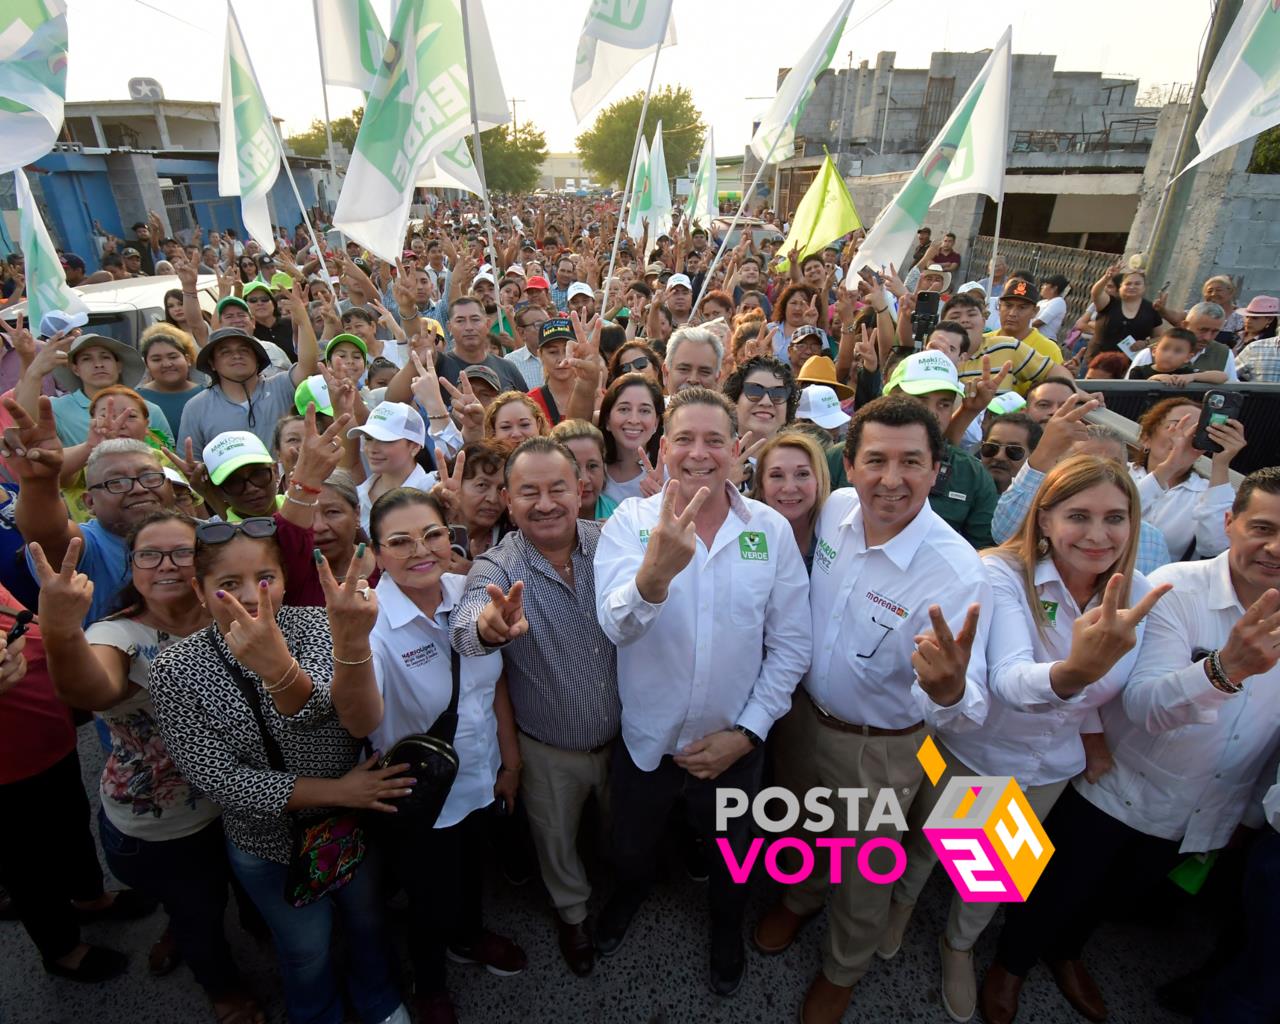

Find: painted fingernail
260;580;269;589
313;547;322;564
356;542;366;559
215;590;225;600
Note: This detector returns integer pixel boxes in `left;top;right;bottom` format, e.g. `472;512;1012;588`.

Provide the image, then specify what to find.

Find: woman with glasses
331;487;525;1023
147;515;414;1024
33;512;267;1024
607;342;665;390
597;374;665;505
723;356;797;443
749;431;831;571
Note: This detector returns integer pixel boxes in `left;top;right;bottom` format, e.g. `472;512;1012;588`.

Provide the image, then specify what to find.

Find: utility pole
835;50;853;159
510;97;523;134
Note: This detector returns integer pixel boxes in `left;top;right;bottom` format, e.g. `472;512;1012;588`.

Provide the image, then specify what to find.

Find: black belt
519;728;613;755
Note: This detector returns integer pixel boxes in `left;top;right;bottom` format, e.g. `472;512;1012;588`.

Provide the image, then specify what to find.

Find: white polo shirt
940;553;1152;787
805;488;992;732
357;462;437;532
1131;465;1232;559
1080;552;1280;852
595;484;811;771
368;572;502;829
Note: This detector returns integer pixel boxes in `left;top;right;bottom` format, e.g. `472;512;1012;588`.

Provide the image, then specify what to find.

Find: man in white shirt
753;394;993;1024
1034;274;1069;343
594;388;811;997
981;467;1280;1024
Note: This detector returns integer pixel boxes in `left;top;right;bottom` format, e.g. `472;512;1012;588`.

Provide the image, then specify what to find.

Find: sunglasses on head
217;465;275;497
979;441;1027;461
619;355;650;373
743;381;791;404
195;517;278;546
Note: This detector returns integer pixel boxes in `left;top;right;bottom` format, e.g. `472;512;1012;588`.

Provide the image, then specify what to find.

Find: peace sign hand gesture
439;374;484;442
802;294;820;326
409;348;448;422
292;402;353;489
635;481;712;603
636;446;664;498
438;449;468;497
962;355;1013;413
1;395;64;479
215;580;295;683
730;431;768;488
477;582;528;646
912;604;982;707
31;537;94;627
160;437;210;495
314;547;378;653
1054;575;1173;696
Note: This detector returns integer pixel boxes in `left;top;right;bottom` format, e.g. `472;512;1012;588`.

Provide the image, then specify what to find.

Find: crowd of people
0;190;1276;1024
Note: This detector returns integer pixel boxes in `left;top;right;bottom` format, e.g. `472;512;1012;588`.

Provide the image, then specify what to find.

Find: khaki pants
517;732;611;926
891;741;1069;951
775;693;925;987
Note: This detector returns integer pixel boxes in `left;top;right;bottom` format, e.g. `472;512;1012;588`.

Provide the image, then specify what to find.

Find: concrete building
539;153;592;191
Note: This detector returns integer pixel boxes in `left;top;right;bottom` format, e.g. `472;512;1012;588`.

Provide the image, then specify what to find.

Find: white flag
417;137;486;197
0;0;69;174
1182;0;1280;176
625;134;649;241
218;6;282;253
750;0;854;164
684;129;716;228
14;169;86;329
571;0;676;123
851;27;1012;280
647;120;673;240
313;0;386;93
463;0;510;129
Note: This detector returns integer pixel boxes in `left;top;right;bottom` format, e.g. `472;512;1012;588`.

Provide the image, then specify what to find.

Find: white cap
506;263;526;278
667;273;692;291
203;431;274;486
473;272;497;288
795;385;851;429
39;309;89;339
346;401;426;446
885;350;965;397
567;281;594;302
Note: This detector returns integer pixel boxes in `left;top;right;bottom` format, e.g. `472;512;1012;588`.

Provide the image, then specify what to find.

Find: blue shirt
25;518;130;625
50;390;174;448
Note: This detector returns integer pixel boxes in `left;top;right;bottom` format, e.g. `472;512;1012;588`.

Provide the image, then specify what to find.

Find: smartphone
5;610;33;645
914;291;941;320
871;269;885;286
1192;390;1244;453
929;456;954;498
449;525;470;561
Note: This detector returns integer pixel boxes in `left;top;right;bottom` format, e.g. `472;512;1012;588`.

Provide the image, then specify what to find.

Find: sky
66;0;1212;154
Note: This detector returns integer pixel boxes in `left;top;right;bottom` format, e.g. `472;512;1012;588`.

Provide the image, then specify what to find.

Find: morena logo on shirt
739;531;769;561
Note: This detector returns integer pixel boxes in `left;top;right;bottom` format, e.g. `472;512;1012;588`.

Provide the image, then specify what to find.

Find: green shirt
825;441;996;549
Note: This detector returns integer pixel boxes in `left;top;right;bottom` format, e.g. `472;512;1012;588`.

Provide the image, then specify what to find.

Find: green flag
775;155;861;272
0;0;69;174
625;134;651;241
14;169;86;329
684;129;717;228
314;0;386;93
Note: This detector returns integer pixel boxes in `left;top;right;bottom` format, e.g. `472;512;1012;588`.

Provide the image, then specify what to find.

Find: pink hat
1244;295;1280;316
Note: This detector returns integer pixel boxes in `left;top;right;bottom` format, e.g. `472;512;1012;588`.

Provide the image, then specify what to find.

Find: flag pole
309;0;342;228
986;37;1013;288
459;0;499;270
602;32;668;312
273;124;327;271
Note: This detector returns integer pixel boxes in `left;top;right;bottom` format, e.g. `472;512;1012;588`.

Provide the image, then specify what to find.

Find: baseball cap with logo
474;272;497;288
121;247;140;258
795;384;852;430
294;374;334;416
538;317;574;348
999;278;1038;305
347;401;426;445
325;332;369;362
644;263;664;277
525;275;550;291
566;282;594;303
667;273;692;291
885;350;966;397
204;431;274;487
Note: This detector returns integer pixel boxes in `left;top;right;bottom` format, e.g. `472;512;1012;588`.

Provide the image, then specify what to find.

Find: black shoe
684;835;710;883
75;890;157;923
0;885;14;921
1156;966;1214;1018
709;925;745;997
43;946;128;983
596;893;642;957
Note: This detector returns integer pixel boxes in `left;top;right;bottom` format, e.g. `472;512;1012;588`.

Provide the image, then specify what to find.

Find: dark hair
799;254;825;272
132;221;147;232
341;307;376;325
503;436;580;488
930;319;971;355
598;373;665;465
110;511;200;616
452;438;511;483
1232;467;1280;516
271;414;303;457
843;394;945;467
369;487;448;548
607;341;664;386
1041;274;1069;294
941;292;984;317
627;280;653;299
772;282;817;324
664;386;738;435
163;288;185;325
599;323;627;360
366;356;397;380
194;525;285;583
723;355;798;422
982;410;1043;451
1009;270;1036;285
102;252;123;270
1157;326;1196;348
450;295;484;318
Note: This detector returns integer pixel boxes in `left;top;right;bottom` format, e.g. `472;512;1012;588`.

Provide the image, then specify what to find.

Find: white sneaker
875;900;914;960
939;936;976;1022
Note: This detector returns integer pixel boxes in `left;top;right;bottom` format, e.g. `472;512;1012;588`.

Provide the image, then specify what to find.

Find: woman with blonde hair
886;455;1170;1023
748;430;829;570
483;391;550;445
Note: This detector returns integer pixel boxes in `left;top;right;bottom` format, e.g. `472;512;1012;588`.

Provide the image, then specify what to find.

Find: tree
576;86;705;188
285;107;364;158
468;123;548;193
1249;125;1280;174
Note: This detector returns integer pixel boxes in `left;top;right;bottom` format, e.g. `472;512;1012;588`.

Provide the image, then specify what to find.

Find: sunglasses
217;465;275;497
619;355;650;373
131;546;196;570
979;441;1027;461
743;381;791;404
195;517;278;545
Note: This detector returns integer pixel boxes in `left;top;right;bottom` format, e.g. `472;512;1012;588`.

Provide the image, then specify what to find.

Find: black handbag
205;627;366;907
376;645;462;827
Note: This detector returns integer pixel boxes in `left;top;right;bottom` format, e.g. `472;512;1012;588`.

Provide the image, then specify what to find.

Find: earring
1036;537;1050;557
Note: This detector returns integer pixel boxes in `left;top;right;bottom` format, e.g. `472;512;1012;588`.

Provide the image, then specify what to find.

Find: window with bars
158;178;195;238
918;76;955;147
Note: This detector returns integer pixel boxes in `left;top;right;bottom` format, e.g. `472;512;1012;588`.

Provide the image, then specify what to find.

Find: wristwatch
733;724;763;748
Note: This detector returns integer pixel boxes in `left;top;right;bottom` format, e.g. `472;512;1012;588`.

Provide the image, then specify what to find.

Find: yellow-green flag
775;154;861;273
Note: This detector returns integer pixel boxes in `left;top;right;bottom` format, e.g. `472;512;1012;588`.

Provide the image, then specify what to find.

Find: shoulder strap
448;646;460;717
204;624;287;772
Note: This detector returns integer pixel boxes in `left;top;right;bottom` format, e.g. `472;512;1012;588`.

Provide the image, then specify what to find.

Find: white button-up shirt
357;462;438;532
1078;552;1280;852
369;573;502;828
941;553;1152;787
1131;466;1232;560
805;489;992;731
595;485;811;771
504;346;544;389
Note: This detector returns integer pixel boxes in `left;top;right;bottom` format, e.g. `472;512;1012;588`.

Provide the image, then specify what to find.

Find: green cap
987;391;1027;415
294;374;334;416
215;295;250;316
270;271;295;292
241;280;273;299
325;332;369;362
884;350;965;397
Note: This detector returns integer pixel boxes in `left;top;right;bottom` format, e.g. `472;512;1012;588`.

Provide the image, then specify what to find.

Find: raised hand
174;257;198;293
1030;391;1101;470
1217;588;1280;685
215;581;295;683
637;446;664;498
882;262;907;299
802;294;820;327
160;437;209;494
409;348;448;422
912;604;981;707
635;481;711;603
31;537;93;622
730;431;768;488
439;373;484;440
962;355;1013;413
1053;575;1173;696
1;396;65;478
293;402;353;487
439;448;467;497
314;547;378;653
476;581;528;645
0;313;38;368
24;325;77;380
1207;417;1247;467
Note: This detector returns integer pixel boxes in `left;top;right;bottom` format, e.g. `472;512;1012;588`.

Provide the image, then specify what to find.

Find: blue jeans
226;838;402;1024
98;809;240;994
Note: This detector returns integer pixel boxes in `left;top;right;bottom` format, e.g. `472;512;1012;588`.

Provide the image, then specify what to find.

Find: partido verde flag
852;26;1012;279
684;129;716;228
625;133;651;241
14;169;86;328
218;6;282;253
645;120;673;239
313;0;386;93
750;0;853;164
1183;0;1280;175
571;0;676;122
775;154;861;272
0;0;69;174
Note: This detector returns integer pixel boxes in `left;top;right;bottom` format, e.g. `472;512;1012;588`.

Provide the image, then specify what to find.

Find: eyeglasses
131;546;196;569
87;471;167;494
979;442;1027;461
743;381;791;404
245;293;273;303
619;355;650;373
379;525;452;559
195;517;278;545
789;335;823;349
218;465;275;496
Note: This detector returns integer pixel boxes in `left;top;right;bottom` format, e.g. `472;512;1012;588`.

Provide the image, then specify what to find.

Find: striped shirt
963;333;1058;395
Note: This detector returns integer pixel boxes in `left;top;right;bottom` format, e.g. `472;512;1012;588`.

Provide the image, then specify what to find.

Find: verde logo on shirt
639;528;651;547
1041;600;1058;625
739;531;769;561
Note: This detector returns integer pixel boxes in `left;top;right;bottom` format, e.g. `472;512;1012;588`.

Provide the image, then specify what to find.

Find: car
0;274;219;348
711;216;784;250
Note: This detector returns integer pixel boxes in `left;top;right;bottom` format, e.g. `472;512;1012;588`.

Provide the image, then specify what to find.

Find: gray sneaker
939;936;977;1022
